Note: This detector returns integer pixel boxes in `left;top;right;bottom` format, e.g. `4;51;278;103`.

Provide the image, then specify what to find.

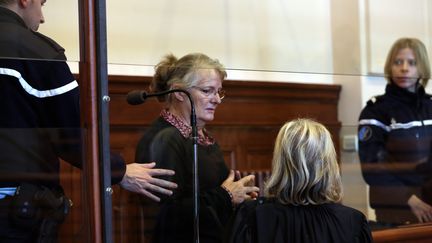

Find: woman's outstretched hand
222;170;260;205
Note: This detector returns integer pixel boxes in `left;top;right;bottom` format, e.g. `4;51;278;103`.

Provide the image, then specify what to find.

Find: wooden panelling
372;224;432;243
108;75;341;168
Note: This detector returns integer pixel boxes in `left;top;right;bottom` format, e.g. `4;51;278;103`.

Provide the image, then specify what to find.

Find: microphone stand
127;89;199;243
189;94;199;243
179;89;199;243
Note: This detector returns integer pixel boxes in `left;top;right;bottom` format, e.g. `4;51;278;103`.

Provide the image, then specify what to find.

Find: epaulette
33;31;64;53
366;95;384;106
33;31;66;60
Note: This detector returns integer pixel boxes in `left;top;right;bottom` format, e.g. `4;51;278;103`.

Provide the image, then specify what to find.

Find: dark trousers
0;195;38;243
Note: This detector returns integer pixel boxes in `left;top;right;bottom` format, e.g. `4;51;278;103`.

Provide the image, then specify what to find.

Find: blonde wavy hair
150;53;226;102
264;118;342;205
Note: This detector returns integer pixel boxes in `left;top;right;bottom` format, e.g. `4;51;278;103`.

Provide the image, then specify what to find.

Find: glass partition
39;1;80;63
105;0;432;78
103;0;432;241
107;69;432;242
3;0;432;241
340;124;432;241
340;125;422;230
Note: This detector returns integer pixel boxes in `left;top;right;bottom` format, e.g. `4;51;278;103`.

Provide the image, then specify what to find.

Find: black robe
225;198;372;243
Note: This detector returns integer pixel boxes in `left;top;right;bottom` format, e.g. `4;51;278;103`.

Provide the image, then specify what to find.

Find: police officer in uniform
358;38;432;227
0;0;177;241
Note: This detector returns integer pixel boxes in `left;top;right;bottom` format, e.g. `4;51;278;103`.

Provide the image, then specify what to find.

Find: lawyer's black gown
226;198;373;243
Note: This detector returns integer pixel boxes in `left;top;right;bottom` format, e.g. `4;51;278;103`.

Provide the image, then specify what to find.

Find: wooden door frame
78;0;113;242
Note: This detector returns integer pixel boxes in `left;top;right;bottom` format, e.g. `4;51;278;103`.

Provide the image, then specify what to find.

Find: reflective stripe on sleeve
0;67;78;98
359;119;432;131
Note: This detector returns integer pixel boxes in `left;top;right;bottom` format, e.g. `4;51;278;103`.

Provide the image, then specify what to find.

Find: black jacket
136;117;232;243
226;198;372;243
358;83;432;222
0;7;125;187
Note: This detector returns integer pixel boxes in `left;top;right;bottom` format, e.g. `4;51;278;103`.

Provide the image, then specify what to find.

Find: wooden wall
108;75;342;170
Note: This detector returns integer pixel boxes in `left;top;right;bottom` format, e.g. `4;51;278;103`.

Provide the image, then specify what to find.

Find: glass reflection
2;0;432;241
108;70;432;242
343;124;432;232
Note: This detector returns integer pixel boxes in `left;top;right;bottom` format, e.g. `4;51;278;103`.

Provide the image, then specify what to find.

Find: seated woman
226;119;372;243
135;53;259;243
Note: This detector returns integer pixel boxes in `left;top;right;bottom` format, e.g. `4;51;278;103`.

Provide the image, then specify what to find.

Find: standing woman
135;53;259;243
358;38;432;226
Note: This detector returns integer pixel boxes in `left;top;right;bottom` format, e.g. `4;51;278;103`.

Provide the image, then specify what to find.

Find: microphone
126;90;173;105
126;90;147;105
126;89;196;128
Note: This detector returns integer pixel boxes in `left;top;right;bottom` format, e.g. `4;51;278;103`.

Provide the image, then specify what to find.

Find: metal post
78;0;112;242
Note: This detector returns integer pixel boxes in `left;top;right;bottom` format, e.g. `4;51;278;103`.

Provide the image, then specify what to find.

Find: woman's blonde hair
384;37;431;87
264;118;342;205
150;53;226;102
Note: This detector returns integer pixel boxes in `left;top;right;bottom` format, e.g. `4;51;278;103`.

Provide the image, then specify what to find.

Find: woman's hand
408;194;432;223
221;170;260;205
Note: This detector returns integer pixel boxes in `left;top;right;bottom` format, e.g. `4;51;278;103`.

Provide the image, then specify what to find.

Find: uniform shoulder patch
366;95;384;106
358;126;373;142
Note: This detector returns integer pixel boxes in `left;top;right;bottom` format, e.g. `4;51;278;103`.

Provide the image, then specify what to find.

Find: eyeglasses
191;86;226;100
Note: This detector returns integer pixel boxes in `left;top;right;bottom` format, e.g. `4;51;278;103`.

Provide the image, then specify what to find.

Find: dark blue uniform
0;6;125;241
358;83;432;224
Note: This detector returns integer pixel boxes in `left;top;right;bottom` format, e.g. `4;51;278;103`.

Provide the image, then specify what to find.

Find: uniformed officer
0;0;177;241
358;37;432;227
